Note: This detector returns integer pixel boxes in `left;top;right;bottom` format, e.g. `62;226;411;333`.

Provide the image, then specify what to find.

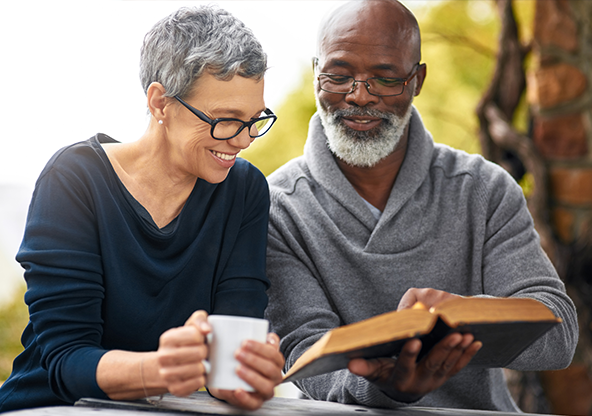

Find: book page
432;297;560;328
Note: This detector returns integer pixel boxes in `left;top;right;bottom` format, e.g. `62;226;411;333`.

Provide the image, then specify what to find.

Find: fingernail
235;349;246;360
202;359;211;374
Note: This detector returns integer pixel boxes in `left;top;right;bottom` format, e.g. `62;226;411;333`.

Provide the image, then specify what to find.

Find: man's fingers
394;338;422;371
421;333;462;375
397;289;420;311
433;339;466;377
397;288;463;311
348;358;376;377
420;333;479;379
450;340;482;375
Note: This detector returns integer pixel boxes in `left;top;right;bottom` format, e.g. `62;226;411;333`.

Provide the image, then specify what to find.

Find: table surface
4;391;555;416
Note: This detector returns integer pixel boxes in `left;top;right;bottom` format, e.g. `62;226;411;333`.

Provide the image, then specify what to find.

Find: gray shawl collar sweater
265;109;577;411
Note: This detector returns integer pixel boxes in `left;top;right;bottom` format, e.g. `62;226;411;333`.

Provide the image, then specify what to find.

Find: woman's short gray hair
139;6;267;98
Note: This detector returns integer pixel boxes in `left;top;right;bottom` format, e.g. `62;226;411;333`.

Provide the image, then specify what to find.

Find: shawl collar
304;107;434;230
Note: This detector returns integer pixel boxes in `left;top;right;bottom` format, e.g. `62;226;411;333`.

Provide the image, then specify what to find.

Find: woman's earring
158;120;163;125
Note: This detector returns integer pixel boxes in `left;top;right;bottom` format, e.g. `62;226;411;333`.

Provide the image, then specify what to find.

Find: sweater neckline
304;107;434;228
89;133;194;236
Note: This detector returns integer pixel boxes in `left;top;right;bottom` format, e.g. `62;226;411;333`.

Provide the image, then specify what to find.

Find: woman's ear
147;82;168;122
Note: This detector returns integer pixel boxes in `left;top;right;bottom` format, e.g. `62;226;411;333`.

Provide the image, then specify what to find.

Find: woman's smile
210;149;238;169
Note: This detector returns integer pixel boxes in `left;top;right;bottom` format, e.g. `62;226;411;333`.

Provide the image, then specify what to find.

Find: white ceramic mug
206;315;269;392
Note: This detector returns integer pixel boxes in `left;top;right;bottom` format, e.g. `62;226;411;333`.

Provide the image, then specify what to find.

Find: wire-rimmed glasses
317;63;423;97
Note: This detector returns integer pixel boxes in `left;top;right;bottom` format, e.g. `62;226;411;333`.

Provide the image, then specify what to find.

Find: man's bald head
317;0;421;65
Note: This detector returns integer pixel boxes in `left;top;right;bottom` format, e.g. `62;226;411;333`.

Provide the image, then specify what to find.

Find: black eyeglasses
174;96;277;140
317;63;423;97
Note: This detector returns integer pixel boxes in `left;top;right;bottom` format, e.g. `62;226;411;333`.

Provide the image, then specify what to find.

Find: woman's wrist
97;350;167;400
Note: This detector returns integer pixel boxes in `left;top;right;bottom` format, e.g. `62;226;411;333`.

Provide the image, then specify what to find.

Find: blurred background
2;1;592;414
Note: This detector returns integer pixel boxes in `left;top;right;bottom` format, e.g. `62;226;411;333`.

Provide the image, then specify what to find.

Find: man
264;0;578;412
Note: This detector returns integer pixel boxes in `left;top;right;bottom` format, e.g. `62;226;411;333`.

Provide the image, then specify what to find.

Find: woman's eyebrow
212;107;266;120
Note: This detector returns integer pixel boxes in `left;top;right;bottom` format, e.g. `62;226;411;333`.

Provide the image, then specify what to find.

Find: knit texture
265;110;578;411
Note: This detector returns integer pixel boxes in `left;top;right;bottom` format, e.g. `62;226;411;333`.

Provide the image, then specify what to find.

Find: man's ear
147;82;168;121
414;63;427;97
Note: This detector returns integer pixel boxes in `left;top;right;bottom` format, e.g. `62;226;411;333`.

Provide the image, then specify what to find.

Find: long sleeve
17;151;109;402
475;164;578;370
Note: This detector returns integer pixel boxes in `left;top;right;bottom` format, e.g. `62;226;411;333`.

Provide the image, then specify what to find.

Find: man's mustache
330;108;392;120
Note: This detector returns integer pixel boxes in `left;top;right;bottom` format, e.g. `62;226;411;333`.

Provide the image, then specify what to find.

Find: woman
0;6;283;412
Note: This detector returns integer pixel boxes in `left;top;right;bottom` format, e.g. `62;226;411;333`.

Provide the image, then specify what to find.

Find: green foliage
0;287;27;383
413;0;499;155
415;0;534;153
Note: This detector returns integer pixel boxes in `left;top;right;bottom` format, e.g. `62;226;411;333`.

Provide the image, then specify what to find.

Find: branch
476;0;528;165
422;32;496;58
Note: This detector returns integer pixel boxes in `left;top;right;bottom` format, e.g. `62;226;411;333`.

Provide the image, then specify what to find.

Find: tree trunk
476;1;592;414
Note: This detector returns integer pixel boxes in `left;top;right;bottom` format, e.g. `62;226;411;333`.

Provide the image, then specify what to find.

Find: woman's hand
208;332;285;410
156;310;211;397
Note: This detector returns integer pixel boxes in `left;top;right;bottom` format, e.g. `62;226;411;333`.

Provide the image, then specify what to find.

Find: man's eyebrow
371;63;400;72
324;60;401;74
326;59;353;68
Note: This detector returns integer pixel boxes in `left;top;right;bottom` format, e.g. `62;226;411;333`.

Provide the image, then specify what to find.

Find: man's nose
344;81;380;107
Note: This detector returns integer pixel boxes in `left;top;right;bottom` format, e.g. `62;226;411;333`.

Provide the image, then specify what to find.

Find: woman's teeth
212;150;235;161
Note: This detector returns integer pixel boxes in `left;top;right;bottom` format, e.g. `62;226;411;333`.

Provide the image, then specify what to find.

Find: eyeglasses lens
212;113;274;140
319;75;404;96
251;118;273;137
213;120;245;140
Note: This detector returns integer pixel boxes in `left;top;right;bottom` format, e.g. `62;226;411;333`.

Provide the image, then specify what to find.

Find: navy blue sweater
0;134;270;412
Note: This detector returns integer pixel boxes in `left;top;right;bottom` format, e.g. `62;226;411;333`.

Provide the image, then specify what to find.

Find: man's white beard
316;97;413;168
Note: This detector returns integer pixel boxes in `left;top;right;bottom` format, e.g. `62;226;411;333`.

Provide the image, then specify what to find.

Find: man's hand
349;287;481;402
397;287;462;311
348;333;481;402
208;332;285;411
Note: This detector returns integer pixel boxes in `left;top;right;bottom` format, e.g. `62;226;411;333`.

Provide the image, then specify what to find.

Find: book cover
283;297;561;383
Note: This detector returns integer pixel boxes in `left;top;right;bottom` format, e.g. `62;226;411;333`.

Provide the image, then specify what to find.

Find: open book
283;297;561;383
